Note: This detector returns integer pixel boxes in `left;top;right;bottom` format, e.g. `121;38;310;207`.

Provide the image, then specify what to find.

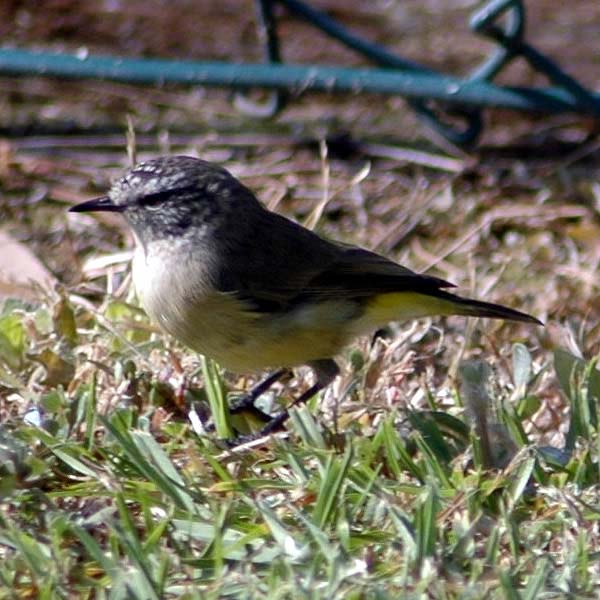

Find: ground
0;1;600;598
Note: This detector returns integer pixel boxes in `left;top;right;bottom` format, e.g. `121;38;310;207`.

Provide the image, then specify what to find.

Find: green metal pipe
0;48;598;114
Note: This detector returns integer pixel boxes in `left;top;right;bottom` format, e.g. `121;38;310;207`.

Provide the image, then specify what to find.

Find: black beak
69;196;124;213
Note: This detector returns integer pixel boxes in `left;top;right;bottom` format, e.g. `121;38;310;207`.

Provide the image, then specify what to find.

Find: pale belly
141;291;359;372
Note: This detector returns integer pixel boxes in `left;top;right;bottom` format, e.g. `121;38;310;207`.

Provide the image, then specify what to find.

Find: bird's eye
138;191;171;209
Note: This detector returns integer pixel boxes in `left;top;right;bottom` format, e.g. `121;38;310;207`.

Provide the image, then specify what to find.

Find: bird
70;155;541;438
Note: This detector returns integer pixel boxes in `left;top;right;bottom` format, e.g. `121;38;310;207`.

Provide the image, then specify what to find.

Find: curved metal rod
273;0;483;145
234;0;287;118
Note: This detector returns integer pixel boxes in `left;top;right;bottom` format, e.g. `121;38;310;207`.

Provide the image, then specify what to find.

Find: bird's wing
218;214;455;313
296;245;455;300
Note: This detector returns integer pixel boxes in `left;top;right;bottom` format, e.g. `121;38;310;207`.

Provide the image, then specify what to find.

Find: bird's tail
441;291;542;325
359;290;542;333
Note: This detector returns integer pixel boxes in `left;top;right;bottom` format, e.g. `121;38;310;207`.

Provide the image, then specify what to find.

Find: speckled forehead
108;159;233;204
109;162;189;202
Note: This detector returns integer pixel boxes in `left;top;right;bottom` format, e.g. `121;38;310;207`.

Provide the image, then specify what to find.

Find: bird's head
70;156;258;243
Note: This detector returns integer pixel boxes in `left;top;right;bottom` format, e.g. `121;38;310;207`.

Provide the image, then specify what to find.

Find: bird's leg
202;369;285;435
228;368;288;414
249;359;340;438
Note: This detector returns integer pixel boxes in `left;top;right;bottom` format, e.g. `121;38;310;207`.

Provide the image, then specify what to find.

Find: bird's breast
133;241;278;371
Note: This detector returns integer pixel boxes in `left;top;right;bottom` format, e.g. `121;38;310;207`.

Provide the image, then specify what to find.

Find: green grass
1;294;599;599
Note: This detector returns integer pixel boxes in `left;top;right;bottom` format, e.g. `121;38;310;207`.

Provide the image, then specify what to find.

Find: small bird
70;156;541;437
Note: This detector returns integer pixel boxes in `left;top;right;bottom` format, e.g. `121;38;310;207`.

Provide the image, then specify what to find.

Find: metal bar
233;0;287;117
0;48;597;115
497;36;600;116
